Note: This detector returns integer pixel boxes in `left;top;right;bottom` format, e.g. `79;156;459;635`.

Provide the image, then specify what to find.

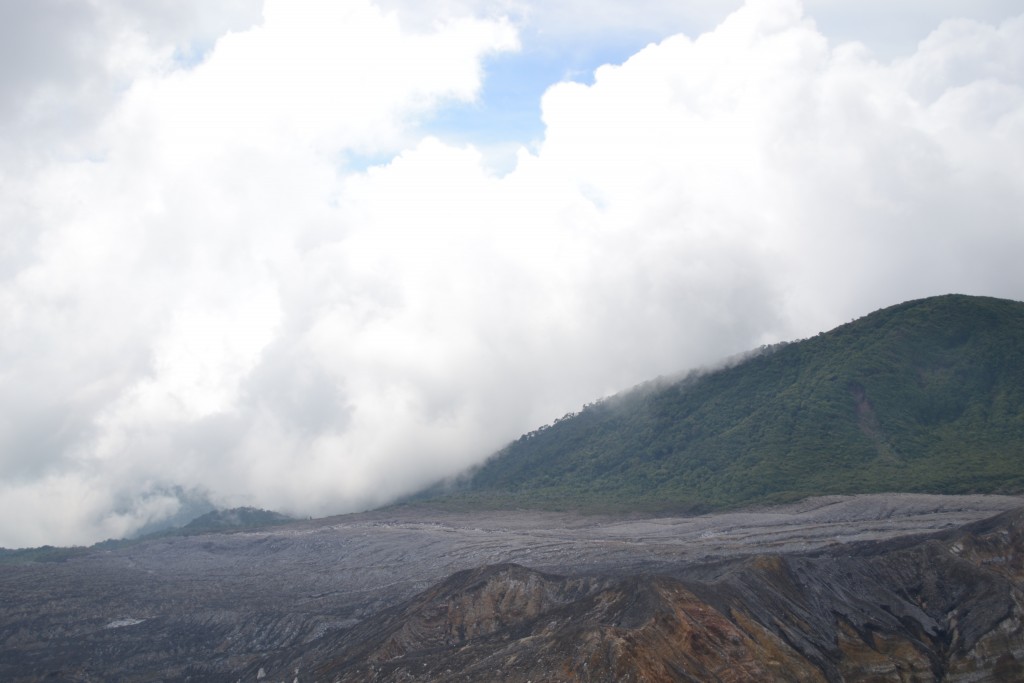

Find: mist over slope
423;294;1024;512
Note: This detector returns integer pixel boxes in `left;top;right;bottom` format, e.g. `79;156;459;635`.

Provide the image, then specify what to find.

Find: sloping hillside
432;294;1024;512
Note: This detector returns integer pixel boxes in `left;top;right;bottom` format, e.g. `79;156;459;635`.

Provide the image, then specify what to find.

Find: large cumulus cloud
1;0;1022;546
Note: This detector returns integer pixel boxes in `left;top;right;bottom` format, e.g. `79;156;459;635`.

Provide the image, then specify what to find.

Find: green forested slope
433;294;1024;512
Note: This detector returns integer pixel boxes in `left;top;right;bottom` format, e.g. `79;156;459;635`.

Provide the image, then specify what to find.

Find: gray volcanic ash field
2;494;1023;681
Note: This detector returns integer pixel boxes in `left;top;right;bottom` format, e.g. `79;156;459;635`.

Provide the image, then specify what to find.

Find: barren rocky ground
1;494;1022;681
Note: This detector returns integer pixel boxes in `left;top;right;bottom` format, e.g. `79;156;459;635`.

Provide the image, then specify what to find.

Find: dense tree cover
423;295;1024;513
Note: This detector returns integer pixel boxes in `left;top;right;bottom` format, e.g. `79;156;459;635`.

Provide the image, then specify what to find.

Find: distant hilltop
179;507;294;534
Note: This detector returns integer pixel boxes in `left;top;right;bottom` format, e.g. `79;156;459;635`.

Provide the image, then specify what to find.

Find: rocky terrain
2;494;1023;681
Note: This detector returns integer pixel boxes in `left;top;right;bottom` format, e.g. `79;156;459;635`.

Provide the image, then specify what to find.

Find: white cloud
0;0;1022;546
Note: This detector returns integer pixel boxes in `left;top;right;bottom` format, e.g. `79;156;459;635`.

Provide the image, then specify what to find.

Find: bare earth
2;493;1022;680
119;493;1024;614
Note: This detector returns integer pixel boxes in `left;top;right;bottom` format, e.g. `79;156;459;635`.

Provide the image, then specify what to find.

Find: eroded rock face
2;495;1024;681
305;510;1024;682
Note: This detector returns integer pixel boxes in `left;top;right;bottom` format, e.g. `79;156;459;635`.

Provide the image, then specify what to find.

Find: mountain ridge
417;294;1024;513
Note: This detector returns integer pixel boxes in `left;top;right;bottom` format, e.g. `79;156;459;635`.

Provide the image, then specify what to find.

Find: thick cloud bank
1;0;1022;546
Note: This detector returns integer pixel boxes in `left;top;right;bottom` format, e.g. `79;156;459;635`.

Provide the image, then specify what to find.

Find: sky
1;0;1022;548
